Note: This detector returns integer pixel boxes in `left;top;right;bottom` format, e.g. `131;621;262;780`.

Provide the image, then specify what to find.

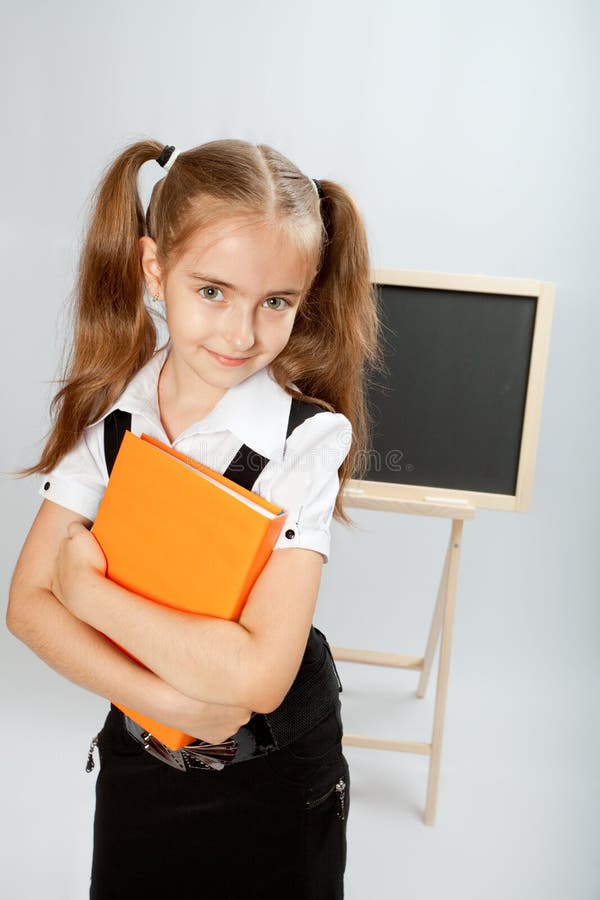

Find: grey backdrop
1;1;598;898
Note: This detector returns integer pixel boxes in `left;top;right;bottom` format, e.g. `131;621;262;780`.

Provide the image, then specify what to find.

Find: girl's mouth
205;348;252;367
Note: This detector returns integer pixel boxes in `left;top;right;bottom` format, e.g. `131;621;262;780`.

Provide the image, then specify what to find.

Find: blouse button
285;529;295;539
43;481;50;490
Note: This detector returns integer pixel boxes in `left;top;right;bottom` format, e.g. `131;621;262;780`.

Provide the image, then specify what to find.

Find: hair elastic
156;145;181;172
312;178;324;200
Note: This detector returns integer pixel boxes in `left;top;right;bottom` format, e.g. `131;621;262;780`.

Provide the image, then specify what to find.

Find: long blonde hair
14;138;385;526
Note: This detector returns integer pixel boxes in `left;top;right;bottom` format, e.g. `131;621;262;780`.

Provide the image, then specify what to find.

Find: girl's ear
139;236;163;294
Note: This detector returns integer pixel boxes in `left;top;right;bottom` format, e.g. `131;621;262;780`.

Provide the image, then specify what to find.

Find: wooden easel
332;495;476;826
332;270;554;825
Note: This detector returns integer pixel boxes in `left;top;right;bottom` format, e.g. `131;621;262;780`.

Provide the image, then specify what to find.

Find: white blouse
38;340;352;564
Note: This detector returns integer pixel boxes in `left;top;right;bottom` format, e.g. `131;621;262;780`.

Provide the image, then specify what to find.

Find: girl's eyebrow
188;272;302;297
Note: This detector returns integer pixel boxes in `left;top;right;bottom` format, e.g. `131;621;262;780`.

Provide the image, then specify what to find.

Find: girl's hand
165;691;254;745
51;521;107;616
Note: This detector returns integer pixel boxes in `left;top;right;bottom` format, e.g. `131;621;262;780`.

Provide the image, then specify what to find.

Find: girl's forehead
179;220;310;274
183;217;298;253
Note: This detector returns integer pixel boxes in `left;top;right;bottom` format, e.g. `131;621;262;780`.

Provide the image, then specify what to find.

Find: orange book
90;430;287;750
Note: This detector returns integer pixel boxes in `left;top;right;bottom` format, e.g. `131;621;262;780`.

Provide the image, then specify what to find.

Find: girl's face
140;218;313;410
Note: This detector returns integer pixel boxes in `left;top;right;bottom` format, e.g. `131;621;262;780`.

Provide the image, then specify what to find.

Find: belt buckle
139;731;188;771
140;730;239;772
181;739;239;771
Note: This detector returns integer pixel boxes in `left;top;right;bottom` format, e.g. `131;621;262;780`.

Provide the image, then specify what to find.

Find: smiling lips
206;348;252;367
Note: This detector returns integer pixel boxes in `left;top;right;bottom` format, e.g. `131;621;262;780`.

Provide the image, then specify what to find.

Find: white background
1;1;598;897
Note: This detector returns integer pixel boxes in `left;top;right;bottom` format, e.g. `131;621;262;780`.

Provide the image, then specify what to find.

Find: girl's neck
157;350;227;443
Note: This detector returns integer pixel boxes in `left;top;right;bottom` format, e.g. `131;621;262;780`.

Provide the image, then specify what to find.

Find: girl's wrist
143;672;187;722
112;662;185;724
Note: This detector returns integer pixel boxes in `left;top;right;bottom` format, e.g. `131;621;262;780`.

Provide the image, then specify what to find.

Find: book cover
91;430;286;749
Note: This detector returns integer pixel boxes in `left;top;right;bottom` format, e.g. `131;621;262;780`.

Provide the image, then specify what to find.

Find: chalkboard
348;270;554;512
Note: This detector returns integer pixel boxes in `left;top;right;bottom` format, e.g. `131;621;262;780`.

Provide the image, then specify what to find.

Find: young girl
7;138;381;899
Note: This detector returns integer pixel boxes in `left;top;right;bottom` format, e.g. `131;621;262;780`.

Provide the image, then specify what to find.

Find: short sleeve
253;411;352;565
37;422;107;521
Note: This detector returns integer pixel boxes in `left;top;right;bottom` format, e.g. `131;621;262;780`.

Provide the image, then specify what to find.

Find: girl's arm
8;583;184;721
6;587;252;742
6;501;251;735
54;521;323;717
65;570;259;709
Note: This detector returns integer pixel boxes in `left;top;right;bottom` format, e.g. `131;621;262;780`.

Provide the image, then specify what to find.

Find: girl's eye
198;286;289;311
199;286;224;301
263;297;289;311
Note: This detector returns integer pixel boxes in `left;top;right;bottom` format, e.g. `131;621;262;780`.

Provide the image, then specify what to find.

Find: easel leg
424;518;463;826
417;540;450;699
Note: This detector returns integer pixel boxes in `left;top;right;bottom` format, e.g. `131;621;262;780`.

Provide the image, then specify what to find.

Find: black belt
90;629;343;774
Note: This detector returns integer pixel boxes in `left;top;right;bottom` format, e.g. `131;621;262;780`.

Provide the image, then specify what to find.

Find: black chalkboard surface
350;270;554;512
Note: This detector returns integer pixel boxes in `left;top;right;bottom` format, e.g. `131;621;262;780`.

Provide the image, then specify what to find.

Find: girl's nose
222;308;256;353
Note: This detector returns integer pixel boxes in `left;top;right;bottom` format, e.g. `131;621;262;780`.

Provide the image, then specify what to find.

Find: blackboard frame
344;269;554;513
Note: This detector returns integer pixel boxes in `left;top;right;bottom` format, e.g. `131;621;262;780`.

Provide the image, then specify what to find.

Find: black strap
286;397;324;438
221;397;323;490
221;444;269;492
103;408;133;479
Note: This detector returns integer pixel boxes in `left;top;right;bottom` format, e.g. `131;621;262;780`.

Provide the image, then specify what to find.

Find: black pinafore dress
89;398;351;900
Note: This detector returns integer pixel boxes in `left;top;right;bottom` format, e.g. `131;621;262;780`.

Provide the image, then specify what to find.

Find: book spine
231;514;288;620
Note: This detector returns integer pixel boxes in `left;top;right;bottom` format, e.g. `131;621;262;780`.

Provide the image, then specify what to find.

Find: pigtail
13;139;165;478
271;180;386;527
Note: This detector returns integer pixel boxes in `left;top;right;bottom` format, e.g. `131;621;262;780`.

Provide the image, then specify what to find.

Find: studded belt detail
123;704;276;772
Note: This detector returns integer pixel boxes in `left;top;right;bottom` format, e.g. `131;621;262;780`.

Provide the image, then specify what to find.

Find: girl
7;138;382;899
